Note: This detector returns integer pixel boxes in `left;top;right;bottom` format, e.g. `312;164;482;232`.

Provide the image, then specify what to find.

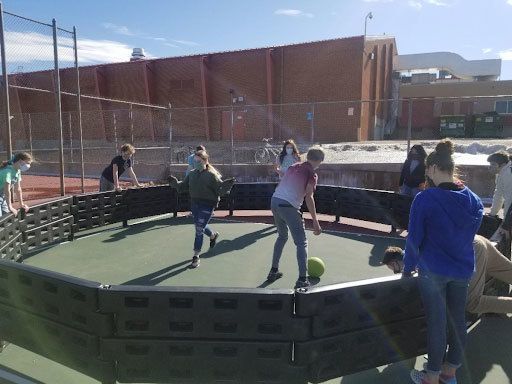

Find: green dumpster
440;115;466;138
473;112;503;138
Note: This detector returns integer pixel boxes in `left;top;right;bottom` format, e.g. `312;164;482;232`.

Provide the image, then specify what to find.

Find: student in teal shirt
170;150;235;268
0;152;33;217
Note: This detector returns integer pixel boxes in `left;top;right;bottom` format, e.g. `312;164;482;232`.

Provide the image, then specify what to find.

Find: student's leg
192;203;214;254
486;239;512;284
0;195;8;216
417;272;447;380
276;204;308;278
99;176;114;192
443;278;470;378
271;198;289;270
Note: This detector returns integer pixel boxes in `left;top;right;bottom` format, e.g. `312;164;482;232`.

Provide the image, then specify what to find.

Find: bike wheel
176;151;188;164
254;148;269;164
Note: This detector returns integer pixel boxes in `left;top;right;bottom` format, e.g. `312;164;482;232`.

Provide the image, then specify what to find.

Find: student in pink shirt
266;147;325;288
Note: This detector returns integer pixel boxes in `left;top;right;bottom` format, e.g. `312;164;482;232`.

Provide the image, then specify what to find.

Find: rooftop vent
130;48;146;61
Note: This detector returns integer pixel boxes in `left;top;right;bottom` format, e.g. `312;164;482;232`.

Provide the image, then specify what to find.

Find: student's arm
501;202;512;231
127;167;142;187
402;195;427;276
218;177;236;196
169;174;189;192
112;164;121;190
15;181;29;211
275;156;283;177
398;161;407;187
304;181;321;235
489;175;505;216
3;182;17;216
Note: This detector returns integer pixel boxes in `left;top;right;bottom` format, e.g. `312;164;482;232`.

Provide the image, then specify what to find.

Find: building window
495;100;512;114
170;79;194;91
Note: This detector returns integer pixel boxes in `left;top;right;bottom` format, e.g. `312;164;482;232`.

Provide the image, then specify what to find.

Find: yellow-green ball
308;257;325;278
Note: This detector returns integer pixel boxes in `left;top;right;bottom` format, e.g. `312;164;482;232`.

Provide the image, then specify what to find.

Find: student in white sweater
488;151;512;217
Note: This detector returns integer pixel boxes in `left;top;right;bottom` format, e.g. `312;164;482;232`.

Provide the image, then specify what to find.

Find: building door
221;111;246;141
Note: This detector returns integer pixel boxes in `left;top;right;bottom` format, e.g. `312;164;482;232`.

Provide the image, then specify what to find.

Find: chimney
130;48;146;61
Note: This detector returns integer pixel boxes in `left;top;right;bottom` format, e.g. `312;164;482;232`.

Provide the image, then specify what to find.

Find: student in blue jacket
405;140;483;384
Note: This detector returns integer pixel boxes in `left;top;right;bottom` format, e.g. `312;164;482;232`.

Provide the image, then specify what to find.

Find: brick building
3;35;396;145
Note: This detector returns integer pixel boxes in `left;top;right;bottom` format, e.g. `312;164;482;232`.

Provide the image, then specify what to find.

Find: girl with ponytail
169;150;235;268
0;152;33;217
405;140;483;384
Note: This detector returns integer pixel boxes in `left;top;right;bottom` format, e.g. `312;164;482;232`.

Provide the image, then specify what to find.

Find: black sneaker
190;256;200;268
210;233;219;249
294;278;311;289
266;270;283;282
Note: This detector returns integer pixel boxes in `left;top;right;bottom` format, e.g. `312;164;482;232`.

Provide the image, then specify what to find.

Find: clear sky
3;0;512;79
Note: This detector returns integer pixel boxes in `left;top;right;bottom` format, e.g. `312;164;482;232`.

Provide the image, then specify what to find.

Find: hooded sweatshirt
403;182;483;279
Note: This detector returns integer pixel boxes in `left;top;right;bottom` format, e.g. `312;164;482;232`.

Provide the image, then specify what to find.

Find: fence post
113;112;118;155
129;103;134;144
407;99;413;154
230;98;234;166
310;103;315;143
168;103;173;164
28;113;33;155
0;3;12;159
52;18;65;196
73;26;85;193
68;112;73;163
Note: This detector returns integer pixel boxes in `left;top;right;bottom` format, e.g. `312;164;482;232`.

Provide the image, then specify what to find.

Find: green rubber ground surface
22;216;405;288
1;215;511;383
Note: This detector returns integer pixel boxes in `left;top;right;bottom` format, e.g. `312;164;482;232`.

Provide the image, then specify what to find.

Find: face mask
286;148;293;155
194;161;205;171
20;163;30;172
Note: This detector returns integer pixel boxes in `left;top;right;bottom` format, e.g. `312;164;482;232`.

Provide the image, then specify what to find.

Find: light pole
364;12;373;40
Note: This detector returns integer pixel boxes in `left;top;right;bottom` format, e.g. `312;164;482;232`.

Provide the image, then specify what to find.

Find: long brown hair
195;150;221;178
279;139;300;164
426;139;455;174
0;152;32;169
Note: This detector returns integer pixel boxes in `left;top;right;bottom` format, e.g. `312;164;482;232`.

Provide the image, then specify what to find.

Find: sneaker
422;363;457;384
210;233;219;249
410;370;431;384
190;256;200;268
439;374;457;384
294;278;311;289
266;270;283;282
0;341;9;353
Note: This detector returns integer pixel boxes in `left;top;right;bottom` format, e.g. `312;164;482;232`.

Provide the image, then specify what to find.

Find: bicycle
254;138;281;164
174;145;194;164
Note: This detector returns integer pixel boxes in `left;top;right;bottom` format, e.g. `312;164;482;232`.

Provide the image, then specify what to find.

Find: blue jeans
271;197;308;277
191;202;214;252
400;185;421;198
418;272;470;374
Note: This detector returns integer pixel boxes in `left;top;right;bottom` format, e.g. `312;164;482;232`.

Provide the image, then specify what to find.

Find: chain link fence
1;6;512;201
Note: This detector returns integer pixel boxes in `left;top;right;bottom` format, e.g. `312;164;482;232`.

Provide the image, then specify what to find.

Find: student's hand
136;183;143;188
313;221;322;236
21;204;29;212
9;207;18;216
168;176;179;188
115;186;122;192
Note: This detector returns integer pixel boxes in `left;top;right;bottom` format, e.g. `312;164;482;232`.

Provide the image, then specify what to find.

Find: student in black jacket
399;144;427;198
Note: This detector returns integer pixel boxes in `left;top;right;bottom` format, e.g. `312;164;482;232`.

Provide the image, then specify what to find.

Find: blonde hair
121;143;135;154
195;150;222;178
